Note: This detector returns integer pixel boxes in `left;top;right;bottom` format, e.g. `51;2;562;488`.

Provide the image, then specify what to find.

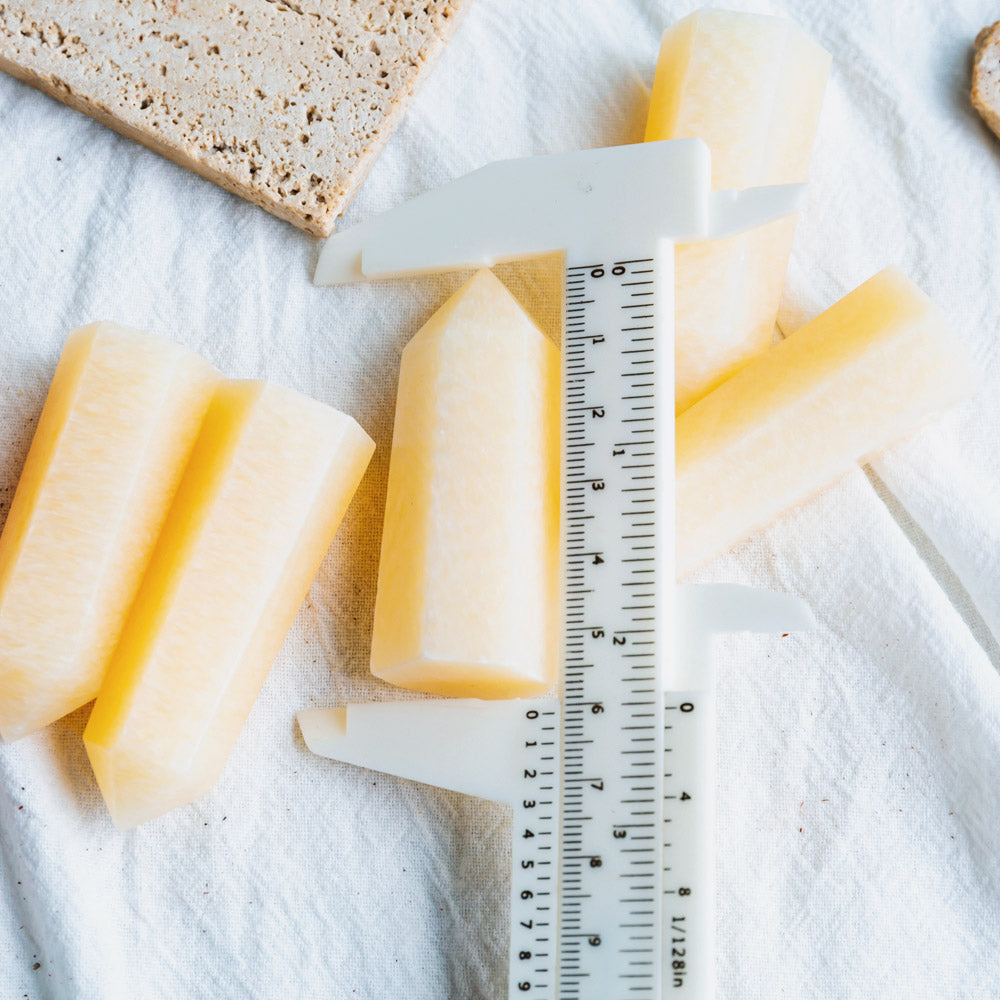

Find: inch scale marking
662;691;710;993
559;256;671;1000
303;138;813;1000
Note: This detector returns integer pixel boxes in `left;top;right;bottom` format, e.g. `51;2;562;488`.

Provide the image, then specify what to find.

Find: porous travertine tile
0;1;470;235
972;21;1000;142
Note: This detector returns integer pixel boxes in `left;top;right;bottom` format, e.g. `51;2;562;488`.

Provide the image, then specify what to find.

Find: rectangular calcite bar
676;268;978;575
0;324;219;741
645;9;830;412
84;380;374;827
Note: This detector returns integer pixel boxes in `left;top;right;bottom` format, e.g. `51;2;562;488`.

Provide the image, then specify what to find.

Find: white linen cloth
1;1;999;997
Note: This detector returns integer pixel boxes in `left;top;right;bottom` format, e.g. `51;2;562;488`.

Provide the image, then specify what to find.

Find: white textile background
1;1;999;997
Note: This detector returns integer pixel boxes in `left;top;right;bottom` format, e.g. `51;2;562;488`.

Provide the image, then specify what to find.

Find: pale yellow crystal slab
0;324;219;742
645;9;830;413
676;268;977;576
84;380;374;828
370;269;560;698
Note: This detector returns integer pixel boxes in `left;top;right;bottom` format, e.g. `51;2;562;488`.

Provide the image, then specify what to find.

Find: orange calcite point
84;380;374;827
370;270;560;698
0;324;219;741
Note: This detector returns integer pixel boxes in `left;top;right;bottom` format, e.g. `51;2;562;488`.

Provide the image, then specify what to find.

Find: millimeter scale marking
300;139;815;1000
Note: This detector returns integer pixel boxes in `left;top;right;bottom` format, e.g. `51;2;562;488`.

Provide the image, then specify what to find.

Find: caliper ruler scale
304;139;812;1000
559;251;673;1000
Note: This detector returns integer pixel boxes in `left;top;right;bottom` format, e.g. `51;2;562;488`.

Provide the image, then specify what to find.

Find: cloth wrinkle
1;2;999;998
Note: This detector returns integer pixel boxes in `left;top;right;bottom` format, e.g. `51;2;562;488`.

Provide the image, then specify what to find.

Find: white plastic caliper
304;139;814;1000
